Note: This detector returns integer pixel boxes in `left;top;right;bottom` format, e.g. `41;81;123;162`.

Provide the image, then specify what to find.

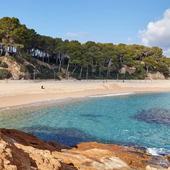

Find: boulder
146;71;165;80
120;65;136;74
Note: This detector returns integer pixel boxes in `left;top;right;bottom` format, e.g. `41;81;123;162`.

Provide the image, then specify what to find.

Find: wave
146;147;170;156
89;92;133;98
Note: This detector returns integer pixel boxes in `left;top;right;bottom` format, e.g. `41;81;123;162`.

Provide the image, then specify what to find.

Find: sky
0;0;170;56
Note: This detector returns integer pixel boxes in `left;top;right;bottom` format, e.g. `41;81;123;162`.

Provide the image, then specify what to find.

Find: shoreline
1;87;170;158
1;79;170;109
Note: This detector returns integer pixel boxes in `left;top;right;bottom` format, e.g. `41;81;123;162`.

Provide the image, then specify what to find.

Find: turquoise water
1;92;170;155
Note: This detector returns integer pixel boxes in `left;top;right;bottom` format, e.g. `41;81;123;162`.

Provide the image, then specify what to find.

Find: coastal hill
0;128;170;170
0;55;60;80
0;17;170;80
0;55;166;81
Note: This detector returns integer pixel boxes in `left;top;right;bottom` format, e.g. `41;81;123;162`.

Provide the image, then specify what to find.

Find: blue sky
0;0;170;56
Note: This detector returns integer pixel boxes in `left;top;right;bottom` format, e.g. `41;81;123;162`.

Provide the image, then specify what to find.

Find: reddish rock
0;129;169;170
0;128;56;151
77;142;150;169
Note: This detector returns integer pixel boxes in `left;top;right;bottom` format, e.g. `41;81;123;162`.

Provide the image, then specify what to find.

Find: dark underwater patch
19;126;143;148
80;114;102;118
133;108;170;126
19;126;103;146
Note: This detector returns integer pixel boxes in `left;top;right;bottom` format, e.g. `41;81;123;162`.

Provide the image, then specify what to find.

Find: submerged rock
0;128;169;170
133;109;170;126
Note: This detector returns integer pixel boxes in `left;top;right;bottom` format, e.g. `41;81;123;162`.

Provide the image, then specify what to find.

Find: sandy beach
1;79;170;108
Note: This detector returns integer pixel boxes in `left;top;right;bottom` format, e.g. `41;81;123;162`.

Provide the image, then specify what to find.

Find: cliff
0;129;170;170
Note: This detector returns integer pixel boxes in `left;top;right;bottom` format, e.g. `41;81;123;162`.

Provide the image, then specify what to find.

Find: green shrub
14;56;25;64
19;72;30;80
131;71;146;79
20;65;27;72
19;74;25;79
71;73;78;78
6;55;14;61
157;62;169;76
61;73;66;78
26;64;35;73
0;62;8;68
27;57;38;65
22;53;31;59
0;69;11;79
24;72;31;79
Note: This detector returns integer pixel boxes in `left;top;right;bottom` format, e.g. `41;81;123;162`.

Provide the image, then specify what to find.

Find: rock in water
133;109;170;126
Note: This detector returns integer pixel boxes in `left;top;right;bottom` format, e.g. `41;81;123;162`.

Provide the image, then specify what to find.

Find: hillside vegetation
0;17;170;80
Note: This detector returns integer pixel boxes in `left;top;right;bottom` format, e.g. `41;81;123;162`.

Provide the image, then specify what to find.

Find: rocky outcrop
146;71;165;80
120;65;136;75
0;128;169;170
0;129;75;170
2;57;23;79
119;65;165;80
0;56;59;80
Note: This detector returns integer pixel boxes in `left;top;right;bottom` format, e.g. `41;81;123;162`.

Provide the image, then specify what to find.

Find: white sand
0;79;170;108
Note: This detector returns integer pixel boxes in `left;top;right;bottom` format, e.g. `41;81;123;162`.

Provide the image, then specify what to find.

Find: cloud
163;48;170;57
138;8;170;57
65;31;88;38
127;37;132;42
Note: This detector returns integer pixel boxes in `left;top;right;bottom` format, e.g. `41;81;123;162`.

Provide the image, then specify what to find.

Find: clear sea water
1;92;170;156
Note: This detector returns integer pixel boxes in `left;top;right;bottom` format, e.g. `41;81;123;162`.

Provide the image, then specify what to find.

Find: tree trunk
79;66;83;79
5;51;9;56
47;53;50;63
72;65;77;75
119;55;123;69
146;65;149;73
55;56;58;64
99;66;101;77
66;62;69;78
86;65;88;80
91;60;95;73
5;45;9;56
107;59;112;78
58;60;62;73
58;52;63;73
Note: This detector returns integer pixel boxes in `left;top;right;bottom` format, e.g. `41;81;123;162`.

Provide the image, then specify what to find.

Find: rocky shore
0;128;170;170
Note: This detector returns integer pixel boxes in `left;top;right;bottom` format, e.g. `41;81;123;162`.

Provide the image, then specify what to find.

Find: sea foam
89;92;133;98
147;147;170;156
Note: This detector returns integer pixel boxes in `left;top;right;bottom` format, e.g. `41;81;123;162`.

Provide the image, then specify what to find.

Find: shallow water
1;92;170;156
